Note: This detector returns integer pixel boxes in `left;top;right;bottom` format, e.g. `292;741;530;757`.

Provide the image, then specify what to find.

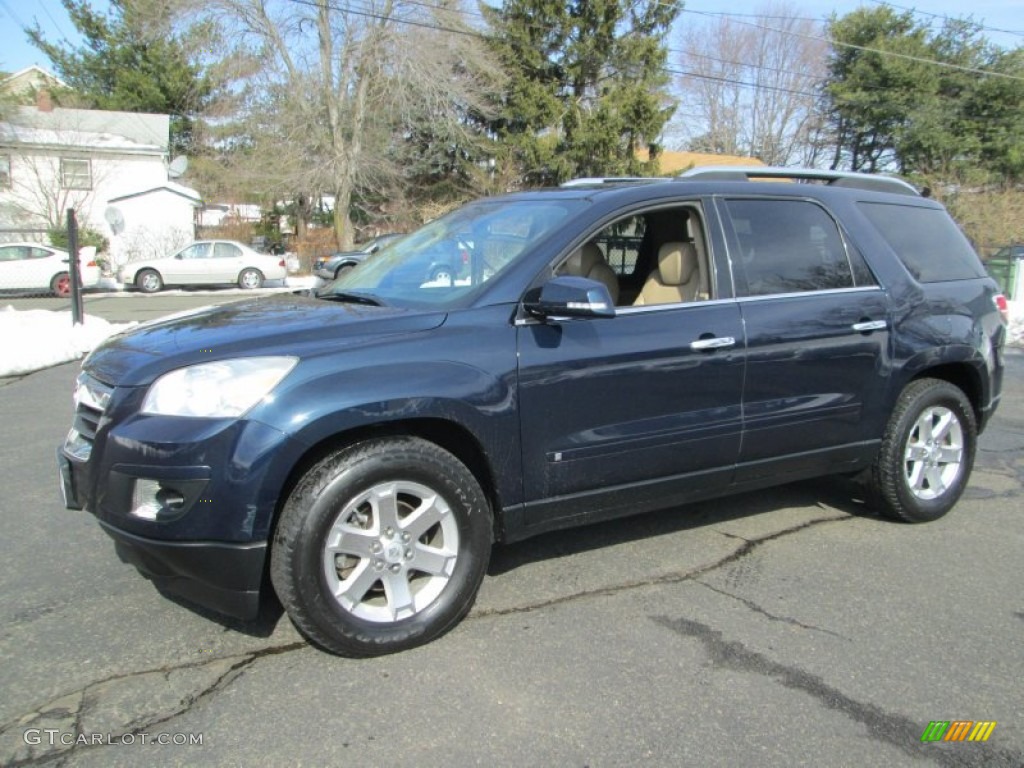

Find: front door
517;300;745;527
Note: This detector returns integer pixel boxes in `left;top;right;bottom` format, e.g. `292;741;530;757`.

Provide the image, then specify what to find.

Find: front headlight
141;357;298;418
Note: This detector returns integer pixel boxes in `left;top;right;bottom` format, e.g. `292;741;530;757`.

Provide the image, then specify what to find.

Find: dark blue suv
58;168;1007;656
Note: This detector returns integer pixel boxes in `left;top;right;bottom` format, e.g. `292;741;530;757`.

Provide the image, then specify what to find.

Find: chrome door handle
690;336;736;351
852;320;887;332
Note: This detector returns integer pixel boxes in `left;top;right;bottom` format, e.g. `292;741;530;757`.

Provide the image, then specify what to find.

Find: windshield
318;199;583;308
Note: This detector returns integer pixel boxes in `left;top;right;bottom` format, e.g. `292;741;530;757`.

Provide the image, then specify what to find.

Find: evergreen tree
27;0;215;154
825;7;1024;181
484;0;678;186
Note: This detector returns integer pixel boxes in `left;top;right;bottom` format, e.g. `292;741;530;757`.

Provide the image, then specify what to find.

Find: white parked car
120;240;288;293
0;242;101;297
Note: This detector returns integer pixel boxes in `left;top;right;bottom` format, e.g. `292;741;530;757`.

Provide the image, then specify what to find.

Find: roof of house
0;66;67;95
638;149;765;175
0;105;168;155
109;182;202;206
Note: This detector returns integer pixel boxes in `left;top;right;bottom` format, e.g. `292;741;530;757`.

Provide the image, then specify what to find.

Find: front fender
267;360;516;449
248;354;521;537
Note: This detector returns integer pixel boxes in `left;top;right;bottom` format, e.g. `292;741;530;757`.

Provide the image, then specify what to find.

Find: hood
85;293;446;386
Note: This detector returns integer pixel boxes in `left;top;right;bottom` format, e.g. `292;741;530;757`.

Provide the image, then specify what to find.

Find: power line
287;0;1024;87
0;0;30;38
864;0;1024;39
684;2;1024;42
276;0;1024;124
677;7;1024;82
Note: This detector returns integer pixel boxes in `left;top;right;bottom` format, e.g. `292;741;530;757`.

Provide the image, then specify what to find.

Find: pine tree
484;0;678;186
27;0;215;154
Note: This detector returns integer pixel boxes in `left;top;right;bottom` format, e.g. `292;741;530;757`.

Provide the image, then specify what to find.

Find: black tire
868;378;977;523
136;269;163;293
271;437;492;656
238;268;264;289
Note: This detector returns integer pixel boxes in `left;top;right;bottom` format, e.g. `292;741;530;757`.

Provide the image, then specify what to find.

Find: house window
60;158;92;190
0;155;10;188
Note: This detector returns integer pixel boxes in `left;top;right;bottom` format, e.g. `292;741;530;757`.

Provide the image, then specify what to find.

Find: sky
2;0;1023;75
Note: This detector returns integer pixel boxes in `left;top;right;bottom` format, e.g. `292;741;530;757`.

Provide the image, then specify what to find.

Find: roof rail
560;177;664;187
676;165;920;197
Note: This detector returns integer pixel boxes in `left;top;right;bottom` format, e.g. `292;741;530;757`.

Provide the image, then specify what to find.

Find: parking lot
1;293;1022;767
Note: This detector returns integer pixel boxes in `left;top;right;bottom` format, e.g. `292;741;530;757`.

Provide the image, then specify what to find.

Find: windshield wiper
317;290;384;307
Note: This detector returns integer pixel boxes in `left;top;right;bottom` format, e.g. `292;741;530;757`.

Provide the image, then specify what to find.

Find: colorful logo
921;721;997;742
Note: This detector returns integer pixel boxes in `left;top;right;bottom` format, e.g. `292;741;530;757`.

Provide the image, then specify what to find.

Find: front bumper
100;521;266;620
57;377;302;621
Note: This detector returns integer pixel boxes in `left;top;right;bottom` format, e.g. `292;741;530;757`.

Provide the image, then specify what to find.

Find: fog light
131;479;186;521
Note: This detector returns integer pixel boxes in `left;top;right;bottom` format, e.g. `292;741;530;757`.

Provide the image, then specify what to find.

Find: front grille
74;400;103;441
66;373;113;460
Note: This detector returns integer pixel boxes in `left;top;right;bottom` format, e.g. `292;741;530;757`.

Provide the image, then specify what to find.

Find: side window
590;216;646;278
0;246;26;262
179;243;211;260
557;205;711;307
846;241;877;287
213;242;242;258
60;158;92;190
858;202;985;282
725;199;855;296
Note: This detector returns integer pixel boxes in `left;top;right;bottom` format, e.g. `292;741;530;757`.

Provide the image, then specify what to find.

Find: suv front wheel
271;437;492;656
869;378;977;523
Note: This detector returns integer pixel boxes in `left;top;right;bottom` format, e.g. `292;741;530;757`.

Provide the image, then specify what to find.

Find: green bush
48;226;110;254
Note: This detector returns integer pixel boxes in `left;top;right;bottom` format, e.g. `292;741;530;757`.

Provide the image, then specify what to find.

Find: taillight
278;259;286;267
86;260;97;267
994;294;1009;324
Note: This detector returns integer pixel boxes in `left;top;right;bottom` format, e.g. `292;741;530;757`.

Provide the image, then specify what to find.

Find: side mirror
524;276;616;320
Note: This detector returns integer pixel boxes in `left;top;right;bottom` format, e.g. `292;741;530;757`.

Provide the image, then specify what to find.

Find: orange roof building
638;149;764;176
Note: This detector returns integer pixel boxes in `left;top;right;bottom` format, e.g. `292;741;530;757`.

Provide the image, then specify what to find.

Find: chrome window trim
734;285;885;303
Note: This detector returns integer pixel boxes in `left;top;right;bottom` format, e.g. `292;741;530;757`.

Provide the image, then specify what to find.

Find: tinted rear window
858;203;984;282
725;199;861;296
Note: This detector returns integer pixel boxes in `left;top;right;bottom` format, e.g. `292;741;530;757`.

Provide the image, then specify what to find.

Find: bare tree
197;0;505;246
673;1;828;166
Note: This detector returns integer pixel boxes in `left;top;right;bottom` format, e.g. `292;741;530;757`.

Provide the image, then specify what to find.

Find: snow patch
0;306;136;377
1009;300;1024;347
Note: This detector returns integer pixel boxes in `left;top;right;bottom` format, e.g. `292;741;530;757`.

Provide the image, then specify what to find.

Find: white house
0;87;201;269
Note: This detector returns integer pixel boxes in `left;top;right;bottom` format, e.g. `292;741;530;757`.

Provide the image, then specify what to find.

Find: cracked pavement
1;337;1021;766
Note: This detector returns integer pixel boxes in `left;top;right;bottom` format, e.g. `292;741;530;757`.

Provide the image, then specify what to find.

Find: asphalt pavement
0;295;1021;767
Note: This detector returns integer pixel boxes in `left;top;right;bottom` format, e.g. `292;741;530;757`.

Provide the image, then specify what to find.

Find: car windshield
319;199;583;308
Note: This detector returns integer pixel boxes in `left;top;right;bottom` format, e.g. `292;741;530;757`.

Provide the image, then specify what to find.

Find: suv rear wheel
868;378;977;522
271;437;492;656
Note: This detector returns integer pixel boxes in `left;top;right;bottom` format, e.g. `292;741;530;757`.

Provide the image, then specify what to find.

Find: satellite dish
105;206;125;235
168;156;189;178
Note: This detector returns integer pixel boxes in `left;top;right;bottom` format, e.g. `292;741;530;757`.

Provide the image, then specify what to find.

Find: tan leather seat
634;242;704;306
560;243;620;304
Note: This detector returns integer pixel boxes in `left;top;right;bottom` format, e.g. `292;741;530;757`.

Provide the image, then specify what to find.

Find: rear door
718;197;890;482
210;241;245;282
